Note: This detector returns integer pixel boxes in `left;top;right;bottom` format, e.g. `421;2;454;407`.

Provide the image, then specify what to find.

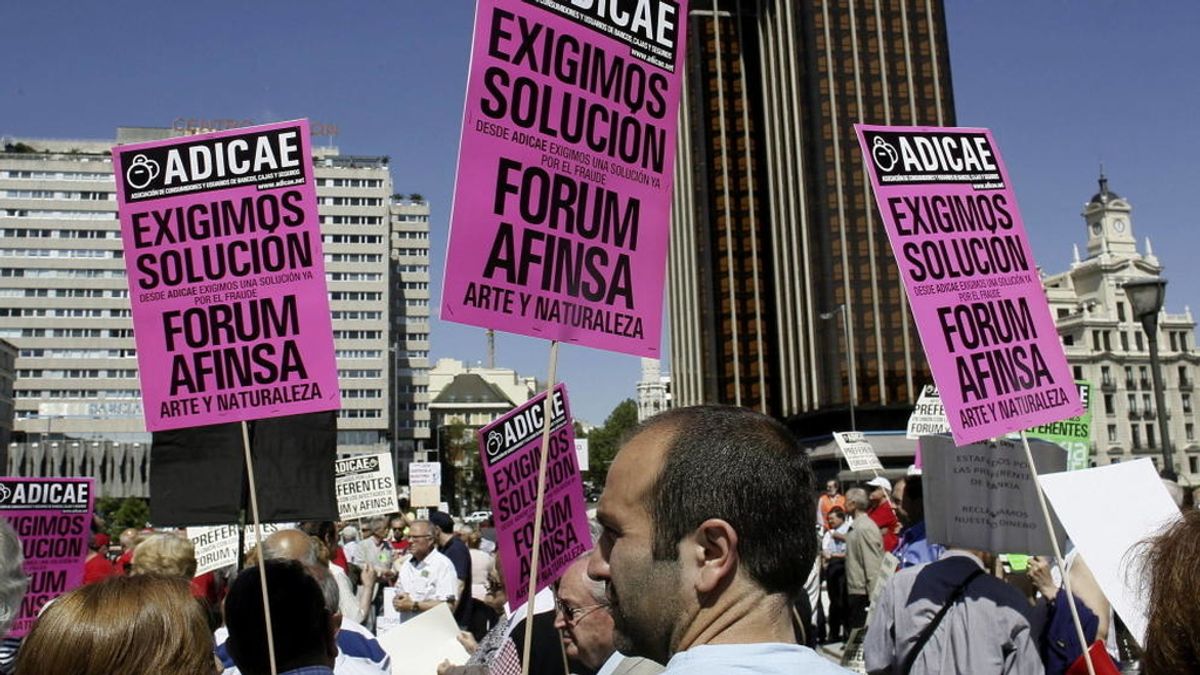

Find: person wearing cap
430;511;473;627
865;476;901;553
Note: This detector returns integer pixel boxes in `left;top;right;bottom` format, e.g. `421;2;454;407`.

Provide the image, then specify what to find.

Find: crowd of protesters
1;404;1199;674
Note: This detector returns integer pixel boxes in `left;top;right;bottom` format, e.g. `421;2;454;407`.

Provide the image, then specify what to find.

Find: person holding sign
588;406;850;674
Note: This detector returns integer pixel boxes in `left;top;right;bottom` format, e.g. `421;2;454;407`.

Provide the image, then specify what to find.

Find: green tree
587;399;639;486
96;497;150;538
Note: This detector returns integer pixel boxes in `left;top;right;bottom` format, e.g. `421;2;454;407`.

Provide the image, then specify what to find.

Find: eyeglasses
555;598;609;624
406;534;434;541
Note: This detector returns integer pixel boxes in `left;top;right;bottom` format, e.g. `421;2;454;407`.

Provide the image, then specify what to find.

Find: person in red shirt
865;476;901;553
83;533;117;585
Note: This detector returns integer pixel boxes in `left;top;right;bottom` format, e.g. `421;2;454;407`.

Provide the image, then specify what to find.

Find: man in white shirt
589;406;851;674
392;519;459;622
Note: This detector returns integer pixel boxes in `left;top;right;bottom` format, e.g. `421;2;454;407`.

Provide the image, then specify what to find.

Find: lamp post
1124;278;1175;480
820;304;857;431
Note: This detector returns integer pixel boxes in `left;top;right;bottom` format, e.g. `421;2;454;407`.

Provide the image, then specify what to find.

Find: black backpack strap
900;567;986;674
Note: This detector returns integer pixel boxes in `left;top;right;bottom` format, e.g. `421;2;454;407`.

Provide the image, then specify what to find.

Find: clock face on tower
1113;218;1127;233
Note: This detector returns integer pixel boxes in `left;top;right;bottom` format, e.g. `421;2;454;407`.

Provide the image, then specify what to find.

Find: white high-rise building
636;358;672;422
1043;174;1200;478
0;129;429;478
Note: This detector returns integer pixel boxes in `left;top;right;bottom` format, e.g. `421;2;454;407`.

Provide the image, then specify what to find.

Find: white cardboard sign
906;385;951;440
833;431;884;472
1038;459;1182;647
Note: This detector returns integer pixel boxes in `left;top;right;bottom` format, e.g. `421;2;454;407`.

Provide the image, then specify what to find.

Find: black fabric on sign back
150;411;338;527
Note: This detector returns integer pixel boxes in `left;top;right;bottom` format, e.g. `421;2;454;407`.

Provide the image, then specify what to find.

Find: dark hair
225;560;331;675
904;475;923;502
640;405;818;597
1141;510;1200;674
828;507;846;520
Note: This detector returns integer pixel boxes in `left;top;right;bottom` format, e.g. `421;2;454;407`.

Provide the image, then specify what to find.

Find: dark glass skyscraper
668;0;955;428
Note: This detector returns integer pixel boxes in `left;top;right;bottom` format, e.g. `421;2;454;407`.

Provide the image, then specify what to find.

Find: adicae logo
486;430;503;457
125;154;160;190
871;136;899;172
0;483;10;504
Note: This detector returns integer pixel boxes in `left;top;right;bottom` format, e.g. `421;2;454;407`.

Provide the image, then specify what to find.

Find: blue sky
3;2;1198;424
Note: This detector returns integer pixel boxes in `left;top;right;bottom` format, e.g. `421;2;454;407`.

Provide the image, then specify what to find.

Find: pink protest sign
441;0;689;357
113;120;339;431
0;477;93;638
477;384;588;609
855;125;1082;445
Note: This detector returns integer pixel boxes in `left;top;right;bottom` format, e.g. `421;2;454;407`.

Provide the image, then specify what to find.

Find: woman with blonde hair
14;574;217;675
131;532;197;578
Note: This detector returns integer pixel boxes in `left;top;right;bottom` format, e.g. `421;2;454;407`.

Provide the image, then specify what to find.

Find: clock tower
1083;171;1137;258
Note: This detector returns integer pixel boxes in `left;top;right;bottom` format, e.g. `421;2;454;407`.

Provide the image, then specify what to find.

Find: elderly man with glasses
392;519;460;623
556;553;663;675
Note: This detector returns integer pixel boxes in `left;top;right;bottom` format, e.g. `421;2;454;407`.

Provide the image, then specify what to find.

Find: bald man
556;554;662;675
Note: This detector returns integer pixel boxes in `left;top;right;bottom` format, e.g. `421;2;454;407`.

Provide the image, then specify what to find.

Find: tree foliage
96;497;150;538
587;399;639;486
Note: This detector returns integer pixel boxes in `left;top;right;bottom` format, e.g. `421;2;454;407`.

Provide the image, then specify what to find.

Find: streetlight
819;304;857;431
1124;278;1175;480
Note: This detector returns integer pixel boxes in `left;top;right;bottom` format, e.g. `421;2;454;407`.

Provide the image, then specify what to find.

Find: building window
1073;366;1083;379
1104;331;1113;351
1125;367;1135;389
1147;424;1156;449
1108;425;1119;443
1104;394;1115;416
1184;393;1193;414
1186;423;1195;441
1120;332;1129;352
1131;425;1142;450
1063;335;1075;346
1136;333;1144;352
1171;332;1178;351
1093;331;1101;351
1117;303;1126;322
1140;367;1150;389
1102;366;1112;386
1190;456;1199;474
1128;394;1139;415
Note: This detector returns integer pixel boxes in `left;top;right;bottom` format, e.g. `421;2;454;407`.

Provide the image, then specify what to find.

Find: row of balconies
1100;374;1193;391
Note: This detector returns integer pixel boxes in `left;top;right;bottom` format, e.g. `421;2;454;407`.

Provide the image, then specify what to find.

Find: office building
389;197;432;473
0;128;430;491
1043;175;1200;478
668;0;955;432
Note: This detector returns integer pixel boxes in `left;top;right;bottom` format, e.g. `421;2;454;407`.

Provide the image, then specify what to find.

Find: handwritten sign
0;478;93;637
855;125;1082;445
921;435;1066;555
113;120;339;431
440;0;690;357
833;432;884;473
335;453;398;520
477;384;587;609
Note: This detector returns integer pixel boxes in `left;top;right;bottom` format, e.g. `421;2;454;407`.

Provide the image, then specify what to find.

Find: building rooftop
432;374;515;406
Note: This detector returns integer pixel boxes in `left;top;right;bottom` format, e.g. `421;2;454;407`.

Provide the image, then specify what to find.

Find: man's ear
690;518;738;594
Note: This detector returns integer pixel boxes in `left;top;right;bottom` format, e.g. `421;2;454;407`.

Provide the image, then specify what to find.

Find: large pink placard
477;384;588;609
441;0;689;357
855;125;1082;445
113;120;340;431
0;477;93;638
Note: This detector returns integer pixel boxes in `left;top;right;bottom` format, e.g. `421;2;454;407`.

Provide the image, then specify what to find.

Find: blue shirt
893;521;944;569
663;643;852;674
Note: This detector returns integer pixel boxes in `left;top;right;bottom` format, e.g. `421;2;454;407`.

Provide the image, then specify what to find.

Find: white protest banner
408;461;442;508
376;602;469;674
833;432;884;473
408;461;441;486
921;435;1066;555
1038;459;1182;646
335;452;397;520
377;587;402;636
186;522;292;576
906;385;951;440
574;439;589;470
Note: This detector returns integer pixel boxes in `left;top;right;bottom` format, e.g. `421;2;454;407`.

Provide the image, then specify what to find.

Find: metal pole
843;305;857;431
1144;314;1176;480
